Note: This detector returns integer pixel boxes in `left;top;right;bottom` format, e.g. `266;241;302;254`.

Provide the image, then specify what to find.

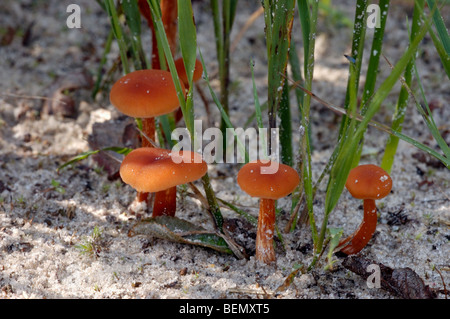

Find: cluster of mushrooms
109;64;393;265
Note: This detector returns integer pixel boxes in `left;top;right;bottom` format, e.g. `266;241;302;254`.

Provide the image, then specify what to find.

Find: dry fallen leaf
342;255;437;299
43;71;93;118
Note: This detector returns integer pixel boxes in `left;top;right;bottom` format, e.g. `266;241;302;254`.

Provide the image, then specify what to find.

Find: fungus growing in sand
120;147;207;217
110;69;186;204
337;164;392;255
237;160;300;264
110;69;185;147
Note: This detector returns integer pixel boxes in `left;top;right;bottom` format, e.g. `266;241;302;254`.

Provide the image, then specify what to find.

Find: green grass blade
381;0;424;172
424;0;450;79
360;0;390;114
92;29;114;98
121;0;148;70
295;0;319;243
426;0;450;54
104;0;130;74
428;22;450;79
57;146;132;173
210;0;238;152
217;198;258;226
412;63;450;158
263;0;296;139
339;0;368;139
199;50;249;163
279;80;293;166
250;60;264;130
178;0;198;88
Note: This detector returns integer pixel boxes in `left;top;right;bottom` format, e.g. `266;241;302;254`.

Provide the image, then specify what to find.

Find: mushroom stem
135;118;155;204
153;186;177;217
141;117;156;148
136;191;150;203
338;199;378;255
255;198;276;264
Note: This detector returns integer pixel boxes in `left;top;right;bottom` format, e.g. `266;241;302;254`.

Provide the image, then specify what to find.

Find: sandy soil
0;0;449;299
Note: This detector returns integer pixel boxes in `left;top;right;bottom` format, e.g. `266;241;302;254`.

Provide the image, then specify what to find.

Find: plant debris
42;71;93;118
342;255;437;299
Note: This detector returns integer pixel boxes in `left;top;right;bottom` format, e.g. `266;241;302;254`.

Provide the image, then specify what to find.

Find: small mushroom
237;160;300;264
337;164;392;255
110;69;186;205
110;69;186;147
120;147;208;217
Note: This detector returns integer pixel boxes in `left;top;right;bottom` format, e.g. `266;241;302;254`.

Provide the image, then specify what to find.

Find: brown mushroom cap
345;164;392;200
174;58;203;86
120;147;207;193
110;69;185;118
237;160;300;200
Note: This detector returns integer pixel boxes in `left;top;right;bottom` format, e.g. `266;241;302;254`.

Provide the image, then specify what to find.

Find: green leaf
178;0;198;88
263;0;296;131
121;0;147;69
57;147;132;172
104;0;130;74
324;227;343;271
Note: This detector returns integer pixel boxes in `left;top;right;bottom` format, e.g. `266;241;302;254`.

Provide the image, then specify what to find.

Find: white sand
0;0;448;299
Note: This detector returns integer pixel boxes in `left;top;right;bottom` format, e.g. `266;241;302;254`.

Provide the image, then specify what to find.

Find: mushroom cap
237;160;300;200
345;164;392;200
110;69;185;118
120;147;207;193
174;58;203;86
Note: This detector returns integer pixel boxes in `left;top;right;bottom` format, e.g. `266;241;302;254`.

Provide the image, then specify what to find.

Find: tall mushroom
237;160;300;264
110;69;186;205
337;164;392;255
120;147;207;217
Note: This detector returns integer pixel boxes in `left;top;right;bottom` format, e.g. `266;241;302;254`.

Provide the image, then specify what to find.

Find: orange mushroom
110;69;185;147
120;147;207;217
110;69;186;205
237;160;300;264
337;164;392;255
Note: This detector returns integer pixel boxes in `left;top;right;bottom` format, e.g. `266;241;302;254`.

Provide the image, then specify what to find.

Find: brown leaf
88;118;140;180
342;255;436;299
0;26;16;46
42;71;93;118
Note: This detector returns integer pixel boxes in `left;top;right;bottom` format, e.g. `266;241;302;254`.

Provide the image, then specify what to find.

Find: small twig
228;287;273;297
187;182;210;209
230;6;264;53
282;74;395;136
135;126;159;148
187;182;248;259
195;82;212;127
0;92;69;105
433;265;448;299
